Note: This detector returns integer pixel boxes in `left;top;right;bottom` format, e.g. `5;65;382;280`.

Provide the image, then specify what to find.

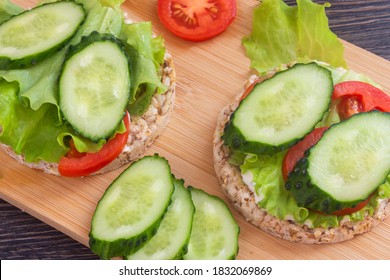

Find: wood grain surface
1;0;390;260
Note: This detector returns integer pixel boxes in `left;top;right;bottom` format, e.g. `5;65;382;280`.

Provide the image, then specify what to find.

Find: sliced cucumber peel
0;0;86;69
223;63;333;155
286;111;390;214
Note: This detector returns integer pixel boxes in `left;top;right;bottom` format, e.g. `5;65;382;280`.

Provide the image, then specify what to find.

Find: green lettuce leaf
0;0;166;162
322;63;382;88
70;0;124;40
241;152;323;226
120;22;167;115
0;79;71;162
0;51;65;112
242;0;347;74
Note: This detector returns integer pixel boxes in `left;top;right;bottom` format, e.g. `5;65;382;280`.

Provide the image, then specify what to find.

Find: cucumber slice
183;187;240;260
0;1;85;69
89;155;174;259
223;63;333;154
125;178;195;260
286;111;390;214
59;32;130;141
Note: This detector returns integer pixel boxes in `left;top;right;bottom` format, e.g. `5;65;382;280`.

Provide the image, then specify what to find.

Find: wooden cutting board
2;0;390;260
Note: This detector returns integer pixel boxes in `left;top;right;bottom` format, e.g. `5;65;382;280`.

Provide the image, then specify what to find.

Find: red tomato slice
58;112;131;177
332;81;390;120
157;0;236;42
282;127;328;181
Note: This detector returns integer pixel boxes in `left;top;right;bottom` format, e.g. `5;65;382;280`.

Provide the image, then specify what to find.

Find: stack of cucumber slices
89;155;240;260
223;62;390;216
